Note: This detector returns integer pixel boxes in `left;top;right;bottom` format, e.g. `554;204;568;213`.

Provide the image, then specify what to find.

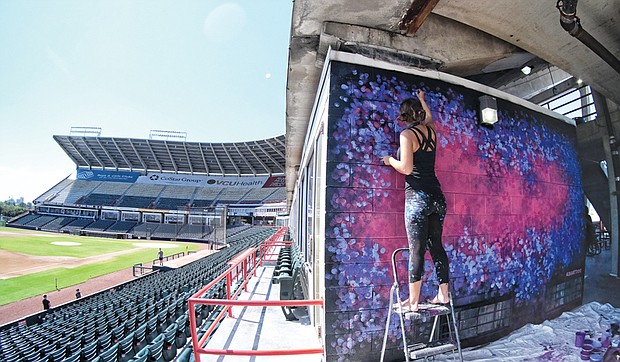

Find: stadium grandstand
0;225;279;362
0;132;292;362
8;134;287;243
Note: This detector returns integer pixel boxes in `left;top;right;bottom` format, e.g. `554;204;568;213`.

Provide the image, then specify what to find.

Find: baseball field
0;226;199;306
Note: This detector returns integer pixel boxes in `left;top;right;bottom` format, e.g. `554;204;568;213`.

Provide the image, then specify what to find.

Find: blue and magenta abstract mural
322;61;585;361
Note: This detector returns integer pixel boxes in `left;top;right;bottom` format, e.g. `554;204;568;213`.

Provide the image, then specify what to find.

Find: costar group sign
137;172;270;188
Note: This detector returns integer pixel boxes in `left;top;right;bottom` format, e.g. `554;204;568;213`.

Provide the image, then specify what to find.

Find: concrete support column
592;90;620;277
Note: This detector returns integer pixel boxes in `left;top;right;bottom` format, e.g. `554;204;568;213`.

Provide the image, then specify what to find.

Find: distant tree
0;199;33;218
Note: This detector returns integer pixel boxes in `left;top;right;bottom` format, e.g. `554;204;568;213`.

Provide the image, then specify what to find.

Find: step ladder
380;248;463;362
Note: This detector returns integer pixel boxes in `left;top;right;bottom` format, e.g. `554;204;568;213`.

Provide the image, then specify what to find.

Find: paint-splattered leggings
404;188;449;284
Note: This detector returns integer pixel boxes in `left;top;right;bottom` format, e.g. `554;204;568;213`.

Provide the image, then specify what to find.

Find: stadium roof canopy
53;135;286;176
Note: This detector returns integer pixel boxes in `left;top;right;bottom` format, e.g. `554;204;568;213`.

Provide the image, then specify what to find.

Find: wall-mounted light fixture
479;95;498;125
521;65;532;75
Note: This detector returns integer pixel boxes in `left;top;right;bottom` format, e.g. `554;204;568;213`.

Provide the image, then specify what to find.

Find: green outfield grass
0;226;199;305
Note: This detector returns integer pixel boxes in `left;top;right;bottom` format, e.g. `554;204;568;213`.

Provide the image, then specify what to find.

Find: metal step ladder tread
409;342;457;359
395;303;452;320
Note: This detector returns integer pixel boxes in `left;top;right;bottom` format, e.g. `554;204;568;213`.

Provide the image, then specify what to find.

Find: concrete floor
194;245;619;362
583;246;620;307
200;265;323;362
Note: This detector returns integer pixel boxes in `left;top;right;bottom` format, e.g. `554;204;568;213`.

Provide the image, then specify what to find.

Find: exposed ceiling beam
145;140;163;172
222;144;241;175
209;144;224;175
243;142;272;175
233;143;257;175
183;143;194;174
96;138;119;169
66;138;91;167
163;141;178;173
111;138;134;170
399;0;440;35
128;139;149;172
199;143;210;174
81;138;105;168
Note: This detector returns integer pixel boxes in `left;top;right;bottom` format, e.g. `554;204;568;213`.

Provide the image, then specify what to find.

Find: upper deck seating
77;193;120;207
117;196;155;208
154;198;190;210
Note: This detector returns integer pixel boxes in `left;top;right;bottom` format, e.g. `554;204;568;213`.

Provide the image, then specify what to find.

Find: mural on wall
323;61;584;360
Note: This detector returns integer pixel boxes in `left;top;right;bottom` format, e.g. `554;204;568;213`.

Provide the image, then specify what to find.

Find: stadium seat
98;342;119;362
124;316;137;335
144;316;158;344
132;323;147;355
136;310;147;326
166;304;177;323
64;338;81;357
111;324;125;344
145;304;156;320
20;349;40;362
161;324;177;362
107;314;119;330
97;331;112;353
193;305;203;326
174;347;193;362
96;321;109;337
174;297;186;316
130;346;149;362
47;347;65;362
81;328;96;346
156;310;168;334
36;342;56;357
81;339;98;361
54;334;71;351
3;353;22;362
174;315;188;349
63;350;81;362
117;332;135;362
155;300;164;314
146;333;165;362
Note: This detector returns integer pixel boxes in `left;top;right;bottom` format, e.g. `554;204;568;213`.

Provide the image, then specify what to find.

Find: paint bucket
581;344;593;361
589;353;603;362
575;331;586;347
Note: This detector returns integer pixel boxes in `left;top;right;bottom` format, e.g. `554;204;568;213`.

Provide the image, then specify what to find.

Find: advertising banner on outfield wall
76;168;141;183
136;172;283;188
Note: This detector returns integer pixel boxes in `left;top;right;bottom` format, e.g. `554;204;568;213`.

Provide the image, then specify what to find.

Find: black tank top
403;125;441;192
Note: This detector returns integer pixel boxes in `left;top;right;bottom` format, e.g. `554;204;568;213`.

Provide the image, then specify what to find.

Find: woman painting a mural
382;89;450;312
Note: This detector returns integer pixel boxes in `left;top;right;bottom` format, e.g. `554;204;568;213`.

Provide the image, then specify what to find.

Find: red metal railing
259;229;292;266
188;228;324;360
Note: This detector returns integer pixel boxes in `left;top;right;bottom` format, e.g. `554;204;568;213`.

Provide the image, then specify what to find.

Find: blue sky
0;1;292;202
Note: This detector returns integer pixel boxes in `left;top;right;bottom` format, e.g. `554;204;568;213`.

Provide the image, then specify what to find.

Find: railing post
188;299;201;362
242;258;248;292
253;249;257;277
226;273;233;317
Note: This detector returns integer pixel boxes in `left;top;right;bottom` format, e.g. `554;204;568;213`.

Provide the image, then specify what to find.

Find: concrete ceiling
285;0;620;205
